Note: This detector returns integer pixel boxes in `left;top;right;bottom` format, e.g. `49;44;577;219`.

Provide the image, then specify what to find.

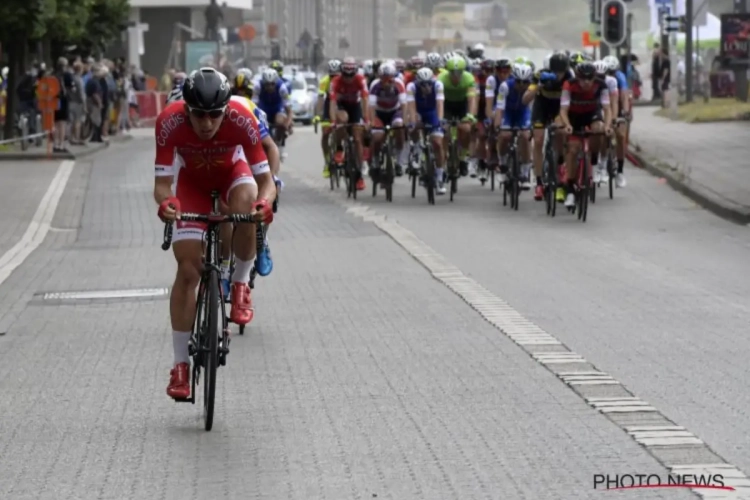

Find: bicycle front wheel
203;272;221;431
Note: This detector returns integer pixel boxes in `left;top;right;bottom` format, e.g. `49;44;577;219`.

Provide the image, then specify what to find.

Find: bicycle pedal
172;396;194;403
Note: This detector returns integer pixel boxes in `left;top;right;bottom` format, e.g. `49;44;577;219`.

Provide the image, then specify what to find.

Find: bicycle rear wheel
424;146;435;205
578;157;590;223
607;149;615;199
448;142;458;202
203;272;221;431
510;148;520;211
384;142;394;202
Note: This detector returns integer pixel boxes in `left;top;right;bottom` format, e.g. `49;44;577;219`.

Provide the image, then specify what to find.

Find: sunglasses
189;106;225;119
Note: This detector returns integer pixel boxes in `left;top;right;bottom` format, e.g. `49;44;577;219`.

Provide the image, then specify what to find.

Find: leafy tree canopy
0;0;129;54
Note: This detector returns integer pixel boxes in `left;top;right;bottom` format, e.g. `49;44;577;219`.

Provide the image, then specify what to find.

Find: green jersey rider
437;56;478;177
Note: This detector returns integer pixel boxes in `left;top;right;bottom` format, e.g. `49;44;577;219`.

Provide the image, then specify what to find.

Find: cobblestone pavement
0;130;745;499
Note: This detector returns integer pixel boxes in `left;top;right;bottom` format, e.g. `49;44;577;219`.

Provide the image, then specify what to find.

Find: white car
286;73;317;125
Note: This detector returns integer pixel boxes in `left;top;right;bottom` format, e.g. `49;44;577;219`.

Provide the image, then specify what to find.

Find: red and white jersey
329;74;369;105
367;79;406;112
154;99;270;180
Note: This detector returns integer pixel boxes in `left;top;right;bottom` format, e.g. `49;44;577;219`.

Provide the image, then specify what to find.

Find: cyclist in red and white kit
153;68;277;400
329;57;369;190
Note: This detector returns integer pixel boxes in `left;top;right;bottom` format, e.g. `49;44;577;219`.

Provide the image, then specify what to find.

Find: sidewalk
628;106;750;223
0;133;132;161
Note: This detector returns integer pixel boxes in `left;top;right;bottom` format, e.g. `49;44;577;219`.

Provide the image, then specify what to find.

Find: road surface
0;129;749;499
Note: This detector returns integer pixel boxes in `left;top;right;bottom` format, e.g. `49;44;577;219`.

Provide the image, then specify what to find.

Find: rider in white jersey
594;60;618;183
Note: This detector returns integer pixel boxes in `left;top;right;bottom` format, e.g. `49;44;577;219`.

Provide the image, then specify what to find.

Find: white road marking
0;160;75;286
287;168;750;498
42;287;169;300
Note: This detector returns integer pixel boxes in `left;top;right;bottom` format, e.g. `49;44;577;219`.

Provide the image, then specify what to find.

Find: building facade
127;0;255;76
262;0;399;64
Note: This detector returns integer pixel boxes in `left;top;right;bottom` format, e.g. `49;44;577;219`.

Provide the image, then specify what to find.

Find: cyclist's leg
564;114;589;206
272;110;286;150
224;160;260;325
167;177;209;399
429;114;447;194
615;110;628;186
321;97;332;176
370;111;387;170
456;99;472;172
531;97;546;183
392;110;406;174
218;197;233;296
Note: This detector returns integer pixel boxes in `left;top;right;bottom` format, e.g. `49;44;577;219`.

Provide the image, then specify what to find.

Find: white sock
172;330;191;365
231;258;253;283
220;259;231;280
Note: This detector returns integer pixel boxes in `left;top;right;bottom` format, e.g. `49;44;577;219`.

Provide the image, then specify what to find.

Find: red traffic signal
601;0;627;46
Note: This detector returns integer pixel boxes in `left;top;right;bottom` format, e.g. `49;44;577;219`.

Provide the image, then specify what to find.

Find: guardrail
134;91;168;127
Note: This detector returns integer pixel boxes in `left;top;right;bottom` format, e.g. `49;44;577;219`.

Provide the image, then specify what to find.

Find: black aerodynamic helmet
183;67;231;110
549;51;569;73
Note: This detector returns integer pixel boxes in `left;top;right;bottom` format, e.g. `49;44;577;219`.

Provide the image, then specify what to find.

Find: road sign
238;24;256;41
590;0;603;23
663;15;685;33
582;31;601;47
297;29;312;50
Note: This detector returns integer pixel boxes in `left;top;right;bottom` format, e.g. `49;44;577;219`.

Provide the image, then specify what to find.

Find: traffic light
601;0;627;47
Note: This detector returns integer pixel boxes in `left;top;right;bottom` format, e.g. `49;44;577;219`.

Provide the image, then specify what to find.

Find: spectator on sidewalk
68;60;87;144
16;63;40;129
53;57;72;153
651;43;662;101
101;62;116;137
86;64;104;142
658;48;671;108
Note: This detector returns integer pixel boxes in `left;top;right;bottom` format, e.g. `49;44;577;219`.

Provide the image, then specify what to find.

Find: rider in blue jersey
406;67;447;195
490;63;536;196
253;69;292;156
165;72;187;104
269;60;292;92
603;55;630;188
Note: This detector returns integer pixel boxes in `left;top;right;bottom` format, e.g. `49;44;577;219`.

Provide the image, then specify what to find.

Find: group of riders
309;45;631;207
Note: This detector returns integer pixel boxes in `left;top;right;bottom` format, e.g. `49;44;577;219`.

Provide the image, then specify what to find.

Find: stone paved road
0;161;60;257
0;132;739;499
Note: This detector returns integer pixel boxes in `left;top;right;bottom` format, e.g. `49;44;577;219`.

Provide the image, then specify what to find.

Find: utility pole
669;0;678;117
735;0;749;102
685;0;694;102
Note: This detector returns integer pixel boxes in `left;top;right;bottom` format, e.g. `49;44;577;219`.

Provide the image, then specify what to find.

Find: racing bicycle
371;124;402;202
161;191;263;431
567;129;606;223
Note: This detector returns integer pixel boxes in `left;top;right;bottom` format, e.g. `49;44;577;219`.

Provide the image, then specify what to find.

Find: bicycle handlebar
161;212;261;251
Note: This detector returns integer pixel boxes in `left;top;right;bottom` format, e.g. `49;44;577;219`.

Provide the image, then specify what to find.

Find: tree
0;0;129;138
0;0;54;139
77;0;130;56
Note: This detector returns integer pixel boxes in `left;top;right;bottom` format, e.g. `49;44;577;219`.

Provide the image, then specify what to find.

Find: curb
0;136;130;161
627;144;750;225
